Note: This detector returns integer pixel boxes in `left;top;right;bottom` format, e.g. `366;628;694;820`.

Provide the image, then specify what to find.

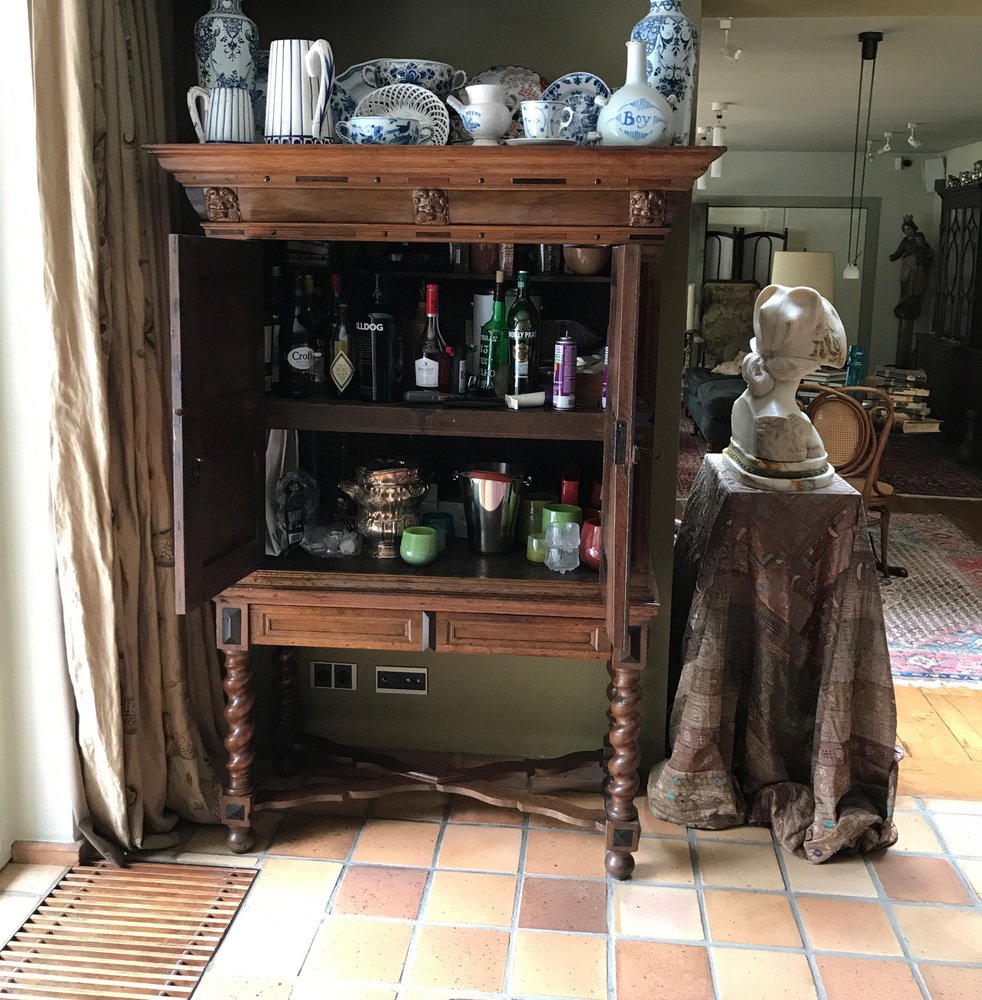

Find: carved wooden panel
628;190;666;228
250;605;428;650
204;186;242;222
434;612;610;658
413;188;449;225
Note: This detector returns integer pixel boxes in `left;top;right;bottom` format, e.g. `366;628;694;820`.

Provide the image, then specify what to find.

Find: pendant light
907;122;922;149
720;18;742;61
844;31;883;280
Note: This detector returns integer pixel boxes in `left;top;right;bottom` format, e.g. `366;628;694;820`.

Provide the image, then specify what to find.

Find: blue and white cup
264;38;334;144
362;59;467;100
187;86;256;143
520;100;574;140
335;116;422;145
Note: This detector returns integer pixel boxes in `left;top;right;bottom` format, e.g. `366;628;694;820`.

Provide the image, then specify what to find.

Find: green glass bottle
507;270;540;395
478;270;509;398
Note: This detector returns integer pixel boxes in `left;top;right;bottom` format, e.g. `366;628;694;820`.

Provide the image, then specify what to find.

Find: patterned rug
880;514;982;685
880;433;982;499
676;413;982;499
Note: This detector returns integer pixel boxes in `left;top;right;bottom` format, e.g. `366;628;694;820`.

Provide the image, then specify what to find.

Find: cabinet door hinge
613;419;628;465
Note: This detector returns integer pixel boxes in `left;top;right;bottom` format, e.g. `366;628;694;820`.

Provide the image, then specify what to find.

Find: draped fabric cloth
649;456;899;863
31;0;226;851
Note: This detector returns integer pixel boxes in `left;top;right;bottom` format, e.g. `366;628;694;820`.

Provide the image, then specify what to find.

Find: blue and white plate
330;80;358;133
541;72;610;145
336;61;378;107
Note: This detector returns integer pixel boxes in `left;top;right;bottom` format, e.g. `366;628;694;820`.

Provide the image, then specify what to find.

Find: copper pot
339;458;428;558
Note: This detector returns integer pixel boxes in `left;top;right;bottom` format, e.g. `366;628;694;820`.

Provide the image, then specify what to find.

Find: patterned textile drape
31;0;226;851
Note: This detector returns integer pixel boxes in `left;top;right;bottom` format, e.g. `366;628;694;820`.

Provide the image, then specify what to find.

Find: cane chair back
799;383;900;578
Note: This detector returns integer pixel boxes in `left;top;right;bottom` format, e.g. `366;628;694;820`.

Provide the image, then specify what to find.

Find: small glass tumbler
526;532;548;563
544;521;580;574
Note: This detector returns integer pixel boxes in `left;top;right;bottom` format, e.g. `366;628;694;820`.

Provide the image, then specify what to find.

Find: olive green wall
168;0;701;764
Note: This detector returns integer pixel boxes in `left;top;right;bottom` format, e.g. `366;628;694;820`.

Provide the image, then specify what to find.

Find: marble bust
724;284;848;490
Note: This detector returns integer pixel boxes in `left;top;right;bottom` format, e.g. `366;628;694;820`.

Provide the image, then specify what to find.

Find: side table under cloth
649;454;899;863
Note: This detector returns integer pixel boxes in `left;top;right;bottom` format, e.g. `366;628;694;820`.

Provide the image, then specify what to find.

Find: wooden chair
799;383;905;582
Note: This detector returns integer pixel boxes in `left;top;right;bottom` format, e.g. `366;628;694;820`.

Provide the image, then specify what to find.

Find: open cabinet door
601;244;642;661
171;235;265;614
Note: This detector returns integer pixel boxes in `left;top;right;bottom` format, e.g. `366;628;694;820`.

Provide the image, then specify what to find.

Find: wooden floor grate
0;861;255;999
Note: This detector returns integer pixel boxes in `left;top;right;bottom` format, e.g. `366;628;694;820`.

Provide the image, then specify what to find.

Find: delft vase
630;0;699;145
194;0;259;92
592;41;672;147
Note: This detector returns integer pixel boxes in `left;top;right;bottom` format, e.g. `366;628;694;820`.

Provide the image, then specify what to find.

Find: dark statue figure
889;215;934;367
890;215;934;321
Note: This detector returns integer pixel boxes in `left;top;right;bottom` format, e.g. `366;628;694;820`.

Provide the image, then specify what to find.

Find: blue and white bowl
362;59;467;100
335;115;420;145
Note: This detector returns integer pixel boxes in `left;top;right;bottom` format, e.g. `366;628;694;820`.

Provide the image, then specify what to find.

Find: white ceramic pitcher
446;84;517;145
264;38;335;143
187;86;256;143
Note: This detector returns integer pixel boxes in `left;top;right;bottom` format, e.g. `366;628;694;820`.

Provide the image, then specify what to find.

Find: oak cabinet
152;144;715;878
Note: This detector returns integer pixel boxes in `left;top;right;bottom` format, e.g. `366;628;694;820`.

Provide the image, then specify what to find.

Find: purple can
552;334;576;411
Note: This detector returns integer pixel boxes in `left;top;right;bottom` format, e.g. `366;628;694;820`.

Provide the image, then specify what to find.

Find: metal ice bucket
454;463;529;555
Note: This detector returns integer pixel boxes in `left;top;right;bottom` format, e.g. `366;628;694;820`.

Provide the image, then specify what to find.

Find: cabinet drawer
250;606;429;651
435;613;610;659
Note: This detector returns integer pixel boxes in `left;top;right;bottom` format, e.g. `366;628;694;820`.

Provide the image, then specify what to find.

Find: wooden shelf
332;269;612;284
147;144;722;243
265;397;606;440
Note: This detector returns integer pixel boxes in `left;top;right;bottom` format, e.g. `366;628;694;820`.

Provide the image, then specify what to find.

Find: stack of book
809;368;848;387
868;365;941;433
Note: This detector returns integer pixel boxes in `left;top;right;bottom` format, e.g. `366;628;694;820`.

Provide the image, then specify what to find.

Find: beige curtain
31;0;227;851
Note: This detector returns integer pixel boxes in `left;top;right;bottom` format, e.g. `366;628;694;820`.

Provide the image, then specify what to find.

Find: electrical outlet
332;662;357;690
375;666;427;695
310;660;333;689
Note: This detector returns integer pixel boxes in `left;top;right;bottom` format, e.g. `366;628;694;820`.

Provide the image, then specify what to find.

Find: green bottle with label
507;270;540;395
478;270;509;398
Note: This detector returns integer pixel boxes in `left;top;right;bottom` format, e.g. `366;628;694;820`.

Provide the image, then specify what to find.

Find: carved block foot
605;849;635;880
227;826;255;854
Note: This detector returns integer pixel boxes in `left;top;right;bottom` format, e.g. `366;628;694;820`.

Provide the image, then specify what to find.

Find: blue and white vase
630;0;699;145
591;41;672;147
194;0;259;92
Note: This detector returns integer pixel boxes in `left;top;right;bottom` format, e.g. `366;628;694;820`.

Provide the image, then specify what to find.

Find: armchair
799;383;904;581
682;280;758;450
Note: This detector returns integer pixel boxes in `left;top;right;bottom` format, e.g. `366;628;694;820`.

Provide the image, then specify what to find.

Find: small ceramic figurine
724;284;848;490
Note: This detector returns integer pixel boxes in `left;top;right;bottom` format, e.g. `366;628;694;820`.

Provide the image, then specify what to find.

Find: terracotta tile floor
2;795;981;998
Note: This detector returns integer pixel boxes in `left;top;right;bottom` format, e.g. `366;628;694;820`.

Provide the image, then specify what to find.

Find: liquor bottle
370;272;390;313
328;302;358;399
415;283;450;389
264;265;284;395
283;274;313;398
303;274;327;397
357;295;403;404
406;299;428;386
329;273;344;326
478;270;509;398
507;270;540;395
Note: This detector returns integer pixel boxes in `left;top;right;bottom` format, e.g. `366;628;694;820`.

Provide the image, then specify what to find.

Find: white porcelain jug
187;86;256;143
264;38;335;143
447;85;517;145
589;41;672;147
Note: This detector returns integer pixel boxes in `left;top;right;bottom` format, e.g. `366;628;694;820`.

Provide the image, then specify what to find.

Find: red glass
589;480;603;509
560;474;580;505
579;516;602;571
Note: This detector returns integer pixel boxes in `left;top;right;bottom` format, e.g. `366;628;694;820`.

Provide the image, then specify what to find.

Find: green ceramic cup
526;531;548;563
541;503;583;527
399;526;439;566
517;491;559;541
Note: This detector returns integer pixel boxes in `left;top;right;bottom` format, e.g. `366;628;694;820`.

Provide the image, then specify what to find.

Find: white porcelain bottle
591;41;672;147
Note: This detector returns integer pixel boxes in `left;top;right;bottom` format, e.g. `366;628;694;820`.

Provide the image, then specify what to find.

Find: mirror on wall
699;206;868;346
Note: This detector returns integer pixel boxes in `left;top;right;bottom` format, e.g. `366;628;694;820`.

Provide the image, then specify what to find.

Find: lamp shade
770;251;836;304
